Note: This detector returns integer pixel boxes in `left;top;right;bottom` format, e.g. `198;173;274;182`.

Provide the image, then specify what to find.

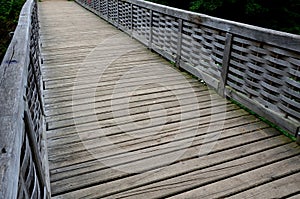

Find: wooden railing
0;0;50;198
76;0;300;143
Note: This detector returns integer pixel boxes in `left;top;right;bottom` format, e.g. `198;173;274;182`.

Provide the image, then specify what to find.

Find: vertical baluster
107;0;109;19
176;19;183;67
130;3;133;36
116;0;119;28
219;32;233;97
148;10;153;49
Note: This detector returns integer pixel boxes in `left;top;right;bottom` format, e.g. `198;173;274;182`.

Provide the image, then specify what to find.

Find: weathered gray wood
227;172;300;199
0;0;32;198
40;1;300;198
0;0;50;198
130;3;133;35
49;133;289;186
148;10;153;49
218;33;232;96
24;109;47;196
167;156;300;199
225;86;299;136
118;0;300;52
106;0;109;18
116;0;119;28
175;18;183;67
50;126;283;196
76;0;300;139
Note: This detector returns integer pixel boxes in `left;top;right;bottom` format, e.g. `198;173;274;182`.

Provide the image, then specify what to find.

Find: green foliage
0;0;26;62
146;0;300;35
190;0;223;13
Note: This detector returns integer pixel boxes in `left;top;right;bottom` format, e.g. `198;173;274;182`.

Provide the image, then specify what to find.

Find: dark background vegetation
147;0;300;35
0;0;299;62
0;0;26;62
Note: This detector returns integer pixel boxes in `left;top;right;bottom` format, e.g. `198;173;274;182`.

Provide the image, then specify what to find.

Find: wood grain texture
0;0;50;198
39;0;300;198
76;0;300;139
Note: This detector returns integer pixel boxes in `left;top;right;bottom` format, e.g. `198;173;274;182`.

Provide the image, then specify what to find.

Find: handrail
76;0;300;143
0;0;50;198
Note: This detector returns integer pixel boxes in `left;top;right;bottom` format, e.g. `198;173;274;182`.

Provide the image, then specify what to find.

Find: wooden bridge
0;0;300;198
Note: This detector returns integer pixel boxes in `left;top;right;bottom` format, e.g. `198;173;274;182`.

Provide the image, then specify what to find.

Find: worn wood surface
76;0;300;139
39;0;300;198
0;0;50;198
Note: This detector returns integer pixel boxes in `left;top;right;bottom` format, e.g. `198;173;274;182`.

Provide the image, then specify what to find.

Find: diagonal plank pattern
39;0;300;198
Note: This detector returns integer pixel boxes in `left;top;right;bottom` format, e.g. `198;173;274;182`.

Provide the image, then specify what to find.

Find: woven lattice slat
118;1;131;31
108;0;118;22
18;133;44;199
132;6;150;44
100;0;108;16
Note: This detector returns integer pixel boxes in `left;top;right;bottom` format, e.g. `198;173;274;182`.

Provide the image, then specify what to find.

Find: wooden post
116;0;119;28
176;19;183;67
130;3;133;36
296;131;300;145
107;0;109;19
98;0;101;16
218;32;233;97
148;10;153;49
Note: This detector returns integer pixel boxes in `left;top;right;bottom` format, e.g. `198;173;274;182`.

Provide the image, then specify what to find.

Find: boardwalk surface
40;0;300;198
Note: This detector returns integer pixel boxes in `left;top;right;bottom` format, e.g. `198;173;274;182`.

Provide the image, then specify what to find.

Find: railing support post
148;10;153;49
218;32;233;97
130;3;133;37
116;0;119;28
296;130;300;145
106;0;109;19
176;19;183;68
98;0;101;16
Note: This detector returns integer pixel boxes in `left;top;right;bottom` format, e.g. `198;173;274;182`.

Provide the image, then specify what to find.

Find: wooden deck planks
39;0;300;198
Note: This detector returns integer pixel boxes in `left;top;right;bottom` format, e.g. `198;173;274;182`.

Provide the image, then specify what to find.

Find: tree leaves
0;0;26;62
146;0;300;35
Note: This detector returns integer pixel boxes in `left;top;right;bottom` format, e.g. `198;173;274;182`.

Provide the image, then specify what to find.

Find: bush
0;0;26;62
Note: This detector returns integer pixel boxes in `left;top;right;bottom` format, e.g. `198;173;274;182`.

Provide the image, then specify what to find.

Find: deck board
39;0;300;198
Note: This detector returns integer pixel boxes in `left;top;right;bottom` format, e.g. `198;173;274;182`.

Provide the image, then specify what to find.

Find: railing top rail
0;0;35;198
127;0;300;52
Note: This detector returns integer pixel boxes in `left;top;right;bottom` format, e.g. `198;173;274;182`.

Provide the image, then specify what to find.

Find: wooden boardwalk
40;0;300;198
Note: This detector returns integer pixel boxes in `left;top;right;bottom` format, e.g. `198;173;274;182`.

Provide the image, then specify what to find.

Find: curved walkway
39;0;300;198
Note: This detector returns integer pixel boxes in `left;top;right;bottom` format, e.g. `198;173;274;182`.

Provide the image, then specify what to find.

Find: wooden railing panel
118;1;132;33
0;0;50;198
18;127;42;199
151;12;178;61
180;21;226;87
132;5;151;45
93;0;100;15
108;0;118;24
75;0;300;142
225;35;300;134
